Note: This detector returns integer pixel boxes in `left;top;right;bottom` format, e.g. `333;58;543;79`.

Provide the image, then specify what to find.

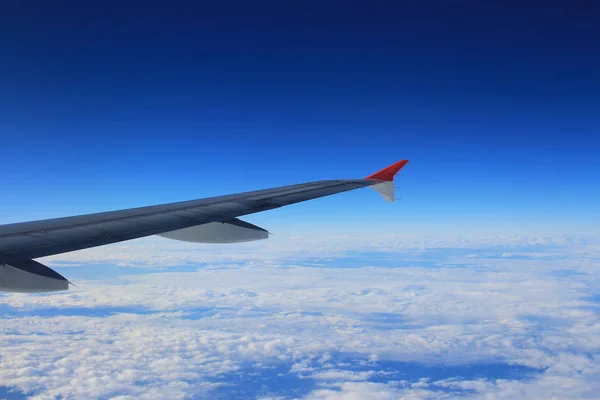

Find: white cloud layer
0;234;599;399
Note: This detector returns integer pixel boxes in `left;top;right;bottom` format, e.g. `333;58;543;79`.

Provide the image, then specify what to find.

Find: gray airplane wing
0;160;408;293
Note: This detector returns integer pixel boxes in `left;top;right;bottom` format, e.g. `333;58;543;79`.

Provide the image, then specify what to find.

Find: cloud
0;234;598;399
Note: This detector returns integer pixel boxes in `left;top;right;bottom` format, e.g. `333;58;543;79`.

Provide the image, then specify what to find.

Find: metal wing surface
0;180;371;262
0;160;409;292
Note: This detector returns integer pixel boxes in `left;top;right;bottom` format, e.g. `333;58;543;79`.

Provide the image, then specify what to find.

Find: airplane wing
0;160;409;293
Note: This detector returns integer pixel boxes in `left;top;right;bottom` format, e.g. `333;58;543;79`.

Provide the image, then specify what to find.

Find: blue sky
1;1;598;234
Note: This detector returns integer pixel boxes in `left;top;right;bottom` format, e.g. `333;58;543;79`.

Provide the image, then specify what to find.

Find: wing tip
365;159;409;181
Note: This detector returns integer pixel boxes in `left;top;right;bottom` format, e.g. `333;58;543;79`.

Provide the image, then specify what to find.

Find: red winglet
365;160;409;181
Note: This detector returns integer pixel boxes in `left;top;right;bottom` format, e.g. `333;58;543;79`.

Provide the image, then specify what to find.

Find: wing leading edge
0;160;409;292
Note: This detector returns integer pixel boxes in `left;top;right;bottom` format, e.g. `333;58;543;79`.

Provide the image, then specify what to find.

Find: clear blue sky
1;1;598;234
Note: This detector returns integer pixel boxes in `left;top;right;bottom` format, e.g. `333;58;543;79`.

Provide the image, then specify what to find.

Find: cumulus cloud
0;234;598;399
